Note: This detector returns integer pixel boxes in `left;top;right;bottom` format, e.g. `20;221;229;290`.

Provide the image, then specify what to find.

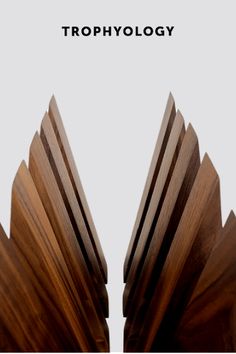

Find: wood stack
123;93;236;352
0;97;109;352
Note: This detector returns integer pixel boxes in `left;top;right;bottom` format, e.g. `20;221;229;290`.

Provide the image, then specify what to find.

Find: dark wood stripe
40;112;109;317
11;162;95;351
123;93;176;282
134;154;222;352
175;212;236;351
123;110;185;317
124;123;200;348
49;96;108;283
29;132;109;351
0;225;73;351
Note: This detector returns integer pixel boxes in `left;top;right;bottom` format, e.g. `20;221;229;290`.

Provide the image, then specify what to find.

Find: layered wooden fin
130;155;222;352
123;110;185;316
29;132;109;345
49;96;108;284
123;93;176;282
123;95;234;353
124;123;200;346
11;161;94;351
0;223;72;351
40;112;108;317
0;97;109;352
175;211;236;352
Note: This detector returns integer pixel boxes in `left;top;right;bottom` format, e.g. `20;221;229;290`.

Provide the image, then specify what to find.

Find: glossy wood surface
0;97;109;352
175;212;236;351
40;113;108;317
124;123;200;349
49;96;108;284
123;110;185;316
123;95;234;352
123;93;176;282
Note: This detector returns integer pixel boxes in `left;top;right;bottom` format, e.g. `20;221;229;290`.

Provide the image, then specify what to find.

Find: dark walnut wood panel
0;97;109;352
130;154;222;352
122;95;236;352
0;224;73;351
40;112;109;317
124;123;200;348
49;96;108;284
11;162;96;351
0;94;234;352
29;133;109;351
175;211;236;351
123;93;176;282
123;110;185;317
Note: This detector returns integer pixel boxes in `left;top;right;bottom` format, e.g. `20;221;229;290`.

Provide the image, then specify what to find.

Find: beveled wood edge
124;93;176;282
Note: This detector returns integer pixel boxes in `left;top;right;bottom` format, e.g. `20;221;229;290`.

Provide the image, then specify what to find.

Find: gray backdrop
0;1;235;351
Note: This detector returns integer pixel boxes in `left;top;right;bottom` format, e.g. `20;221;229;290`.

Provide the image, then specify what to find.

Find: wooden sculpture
123;93;236;352
0;97;109;352
0;93;235;352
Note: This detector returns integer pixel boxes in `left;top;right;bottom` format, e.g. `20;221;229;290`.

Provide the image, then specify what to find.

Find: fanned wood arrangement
123;93;236;352
0;94;235;352
0;97;109;352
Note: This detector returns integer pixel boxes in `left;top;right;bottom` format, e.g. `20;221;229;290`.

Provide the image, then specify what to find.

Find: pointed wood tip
40;111;50;132
175;109;185;128
186;123;198;140
49;95;57;109
168;92;175;106
225;210;236;226
202;153;219;181
29;131;41;155
13;161;28;186
17;160;28;174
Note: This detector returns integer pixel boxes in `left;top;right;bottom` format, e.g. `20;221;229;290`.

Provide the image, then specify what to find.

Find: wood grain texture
123;110;185;316
49;96;108;284
29;132;109;351
131;154;222;352
123;93;176;282
175;211;236;352
124;123;200;348
0;97;109;351
40;112;109;317
11;161;96;351
0;94;234;352
0;224;73;351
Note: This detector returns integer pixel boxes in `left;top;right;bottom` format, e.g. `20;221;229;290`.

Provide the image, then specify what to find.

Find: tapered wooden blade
29;132;109;350
123;110;185;316
131;154;222;352
124;123;200;346
40;112;108;317
124;93;176;282
175;211;236;352
11;162;95;351
0;224;72;351
49;96;108;283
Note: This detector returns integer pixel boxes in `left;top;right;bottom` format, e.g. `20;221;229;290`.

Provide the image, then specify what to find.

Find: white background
0;1;236;351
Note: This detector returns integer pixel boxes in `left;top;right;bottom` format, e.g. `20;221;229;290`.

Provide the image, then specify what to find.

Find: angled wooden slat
49;96;108;284
0;226;28;352
124;124;200;344
130;154;222;352
123;110;185;316
10;162;96;352
124;93;176;282
175;211;236;352
0;224;71;351
40;112;108;317
28;132;109;350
